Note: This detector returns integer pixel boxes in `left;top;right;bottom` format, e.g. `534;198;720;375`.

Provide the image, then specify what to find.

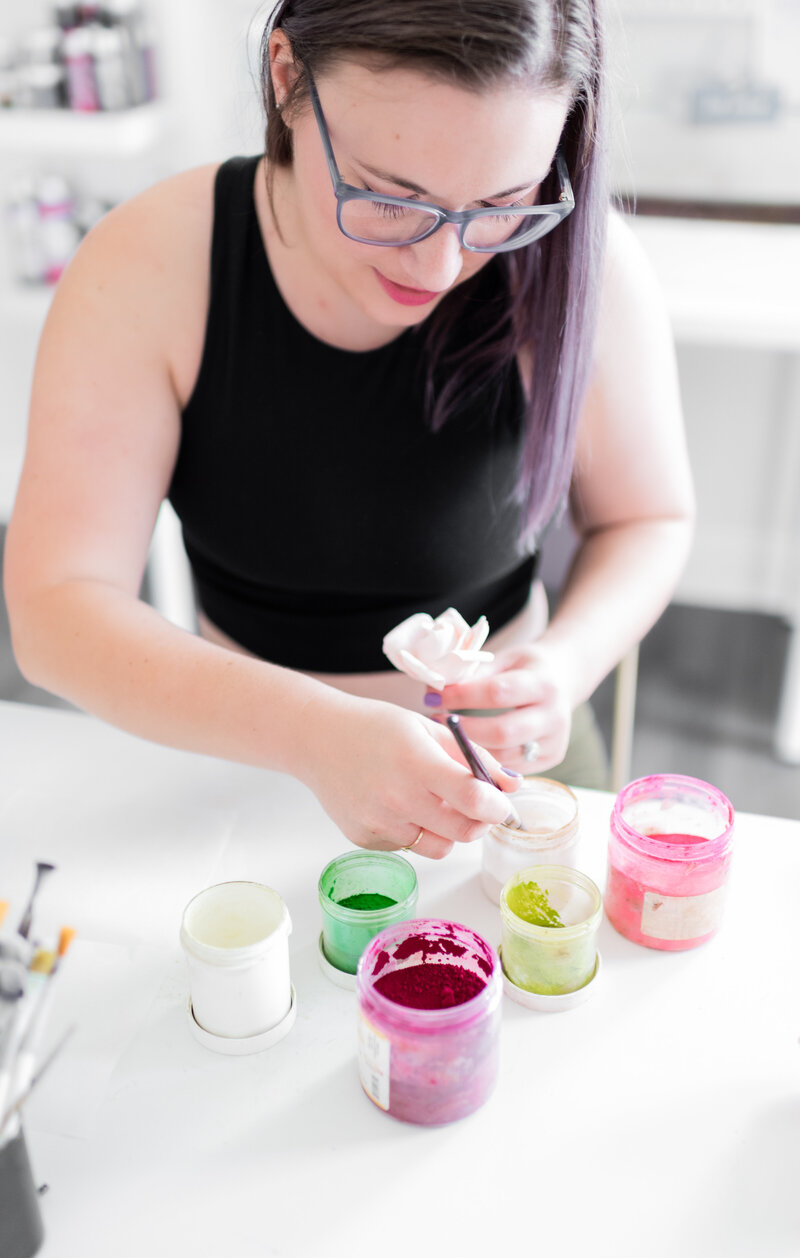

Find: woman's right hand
299;691;521;859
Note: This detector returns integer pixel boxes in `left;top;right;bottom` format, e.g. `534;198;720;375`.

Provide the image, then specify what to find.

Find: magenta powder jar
605;774;735;951
355;919;502;1126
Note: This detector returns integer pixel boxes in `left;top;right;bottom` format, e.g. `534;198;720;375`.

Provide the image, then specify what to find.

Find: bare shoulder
50;162;221;404
62;161;219;288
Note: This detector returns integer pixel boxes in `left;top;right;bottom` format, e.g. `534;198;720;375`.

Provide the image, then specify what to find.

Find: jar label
357;1014;390;1111
641;886;727;941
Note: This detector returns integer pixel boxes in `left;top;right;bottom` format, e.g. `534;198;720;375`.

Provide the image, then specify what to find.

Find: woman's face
274;52;571;328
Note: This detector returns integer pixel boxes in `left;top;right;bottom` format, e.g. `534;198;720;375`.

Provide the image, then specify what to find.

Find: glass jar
356;919;501;1125
482;778;580;903
605;774;735;951
500;865;602;996
318;851;418;978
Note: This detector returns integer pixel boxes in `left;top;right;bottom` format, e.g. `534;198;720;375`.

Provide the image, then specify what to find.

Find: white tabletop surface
2;700;798;1258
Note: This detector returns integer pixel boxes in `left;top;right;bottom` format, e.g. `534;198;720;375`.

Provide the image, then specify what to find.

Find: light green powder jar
500;865;602;996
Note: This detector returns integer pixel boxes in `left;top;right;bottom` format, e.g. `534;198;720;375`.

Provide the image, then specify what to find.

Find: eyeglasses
305;68;574;253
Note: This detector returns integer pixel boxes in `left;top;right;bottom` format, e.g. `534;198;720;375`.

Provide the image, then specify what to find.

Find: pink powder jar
355;919;501;1126
605;774;735;951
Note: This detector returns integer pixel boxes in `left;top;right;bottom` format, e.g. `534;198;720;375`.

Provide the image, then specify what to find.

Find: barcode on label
358;1014;391;1110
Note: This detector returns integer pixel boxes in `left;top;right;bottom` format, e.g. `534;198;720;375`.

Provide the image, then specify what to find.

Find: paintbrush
445;715;524;830
17;862;56;941
0;1025;75;1143
0;929;76;1140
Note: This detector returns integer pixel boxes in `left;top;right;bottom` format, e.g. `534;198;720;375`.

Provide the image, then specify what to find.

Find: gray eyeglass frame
305;67;575;253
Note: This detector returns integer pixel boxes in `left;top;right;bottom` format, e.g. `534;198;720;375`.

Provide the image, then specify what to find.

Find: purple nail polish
501;765;522;777
424;693;442;708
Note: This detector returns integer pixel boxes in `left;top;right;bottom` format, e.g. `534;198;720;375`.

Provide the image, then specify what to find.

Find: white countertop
2;700;798;1258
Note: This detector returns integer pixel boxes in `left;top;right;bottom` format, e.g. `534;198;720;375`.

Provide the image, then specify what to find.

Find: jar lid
499;950;601;1013
317;933;357;990
186;988;297;1054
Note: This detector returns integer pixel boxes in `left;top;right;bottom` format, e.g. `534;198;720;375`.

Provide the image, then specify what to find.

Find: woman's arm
533;208;695;704
435;210;695;770
4;170;517;855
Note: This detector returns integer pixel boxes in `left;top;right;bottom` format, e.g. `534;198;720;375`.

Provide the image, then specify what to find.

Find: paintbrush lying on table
445;715;524;830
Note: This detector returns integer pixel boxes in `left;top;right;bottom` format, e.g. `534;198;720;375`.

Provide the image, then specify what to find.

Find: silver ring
400;828;425;852
521;741;540;763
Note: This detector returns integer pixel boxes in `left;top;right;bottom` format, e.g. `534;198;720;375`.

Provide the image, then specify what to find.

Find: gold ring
400;828;425;852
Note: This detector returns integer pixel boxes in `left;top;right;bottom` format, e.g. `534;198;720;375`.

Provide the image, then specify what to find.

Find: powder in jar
505;879;565;928
337;893;397;911
374;963;485;1009
371;931;489;1009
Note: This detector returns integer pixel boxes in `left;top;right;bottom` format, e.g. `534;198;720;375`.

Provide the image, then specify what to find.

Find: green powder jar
318;851;419;986
500;865;602;1007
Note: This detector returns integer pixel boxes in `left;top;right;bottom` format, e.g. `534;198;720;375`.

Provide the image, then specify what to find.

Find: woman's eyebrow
357;160;542;200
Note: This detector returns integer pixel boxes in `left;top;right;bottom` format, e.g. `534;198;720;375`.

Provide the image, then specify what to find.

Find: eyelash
362;184;528;216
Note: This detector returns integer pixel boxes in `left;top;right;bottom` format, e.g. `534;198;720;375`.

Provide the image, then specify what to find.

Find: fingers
400;830;455;862
442;708;549;751
433;704;571;776
434;723;523;795
352;828;455;861
351;764;516;862
422;731;523;822
438;667;550;714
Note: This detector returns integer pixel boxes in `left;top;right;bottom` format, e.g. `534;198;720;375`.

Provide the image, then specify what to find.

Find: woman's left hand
428;642;573;775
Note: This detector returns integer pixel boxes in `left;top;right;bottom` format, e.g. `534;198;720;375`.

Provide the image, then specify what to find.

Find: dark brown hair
260;0;609;543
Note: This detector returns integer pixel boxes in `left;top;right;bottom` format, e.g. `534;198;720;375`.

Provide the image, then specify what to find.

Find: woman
4;0;694;860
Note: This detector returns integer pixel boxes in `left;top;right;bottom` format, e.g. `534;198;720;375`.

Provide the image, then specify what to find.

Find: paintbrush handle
445;716;523;829
0;1025;75;1142
445;716;494;784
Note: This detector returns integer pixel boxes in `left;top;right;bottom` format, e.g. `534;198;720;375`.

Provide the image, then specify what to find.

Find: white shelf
0;101;171;159
627;215;800;352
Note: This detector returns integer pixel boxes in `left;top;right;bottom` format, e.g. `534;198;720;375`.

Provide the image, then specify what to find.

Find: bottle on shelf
4;179;47;286
36;175;82;284
63;25;101;111
4;174;105;288
2;2;157;114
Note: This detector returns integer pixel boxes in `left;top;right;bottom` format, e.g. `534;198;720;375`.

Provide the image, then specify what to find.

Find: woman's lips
374;269;441;306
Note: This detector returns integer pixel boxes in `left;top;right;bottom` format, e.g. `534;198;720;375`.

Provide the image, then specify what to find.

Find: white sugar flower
382;607;493;690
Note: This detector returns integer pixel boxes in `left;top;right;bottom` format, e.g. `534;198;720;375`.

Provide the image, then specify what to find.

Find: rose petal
382;614;435;669
416;623;457;665
463;615;490;652
450;649;494;664
397;649;445;689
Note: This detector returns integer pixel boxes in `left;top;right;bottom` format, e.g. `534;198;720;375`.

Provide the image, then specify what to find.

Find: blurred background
0;1;798;818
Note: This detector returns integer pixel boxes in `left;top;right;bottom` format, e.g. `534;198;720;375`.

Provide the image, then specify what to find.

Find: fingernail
424;693;442;707
501;765;522;777
503;805;524;829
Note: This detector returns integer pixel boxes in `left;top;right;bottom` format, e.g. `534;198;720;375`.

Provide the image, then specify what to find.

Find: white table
2;701;798;1258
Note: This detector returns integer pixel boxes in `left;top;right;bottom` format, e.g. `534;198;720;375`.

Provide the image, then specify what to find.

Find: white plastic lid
500;950;601;1012
317;933;357;990
186;988;296;1055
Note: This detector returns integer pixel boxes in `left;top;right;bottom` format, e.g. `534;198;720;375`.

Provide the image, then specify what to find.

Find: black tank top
168;156;536;672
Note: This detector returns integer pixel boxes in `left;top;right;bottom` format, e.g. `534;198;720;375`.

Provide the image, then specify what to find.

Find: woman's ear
269;28;299;114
